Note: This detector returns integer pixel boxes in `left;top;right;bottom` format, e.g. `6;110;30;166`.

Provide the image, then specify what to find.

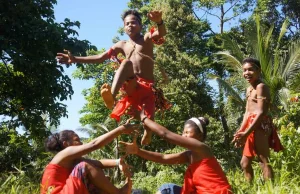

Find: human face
69;133;83;146
242;62;261;84
182;124;201;140
124;14;141;37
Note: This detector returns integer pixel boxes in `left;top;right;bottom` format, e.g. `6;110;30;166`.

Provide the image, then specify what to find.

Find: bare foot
119;178;132;194
141;128;152;145
100;84;114;109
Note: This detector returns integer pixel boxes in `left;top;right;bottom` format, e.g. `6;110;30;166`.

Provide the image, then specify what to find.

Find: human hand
119;133;139;155
232;131;247;148
122;117;140;134
118;157;133;178
147;10;163;23
56;49;75;64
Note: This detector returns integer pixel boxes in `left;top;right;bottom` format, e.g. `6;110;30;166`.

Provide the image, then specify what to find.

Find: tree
0;0;96;138
0;0;95;172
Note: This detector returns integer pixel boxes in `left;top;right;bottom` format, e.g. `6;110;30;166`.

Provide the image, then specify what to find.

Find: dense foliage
1;0;300;193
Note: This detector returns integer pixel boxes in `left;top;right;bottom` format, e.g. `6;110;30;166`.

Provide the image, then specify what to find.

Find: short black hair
122;9;142;25
185;117;210;140
242;57;261;69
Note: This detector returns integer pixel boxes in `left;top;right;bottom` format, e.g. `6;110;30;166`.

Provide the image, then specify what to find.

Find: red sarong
240;113;284;157
40;163;90;194
110;77;155;122
181;157;232;194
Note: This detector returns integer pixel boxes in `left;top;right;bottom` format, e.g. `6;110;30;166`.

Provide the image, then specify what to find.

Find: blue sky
54;0;129;136
53;1;249;137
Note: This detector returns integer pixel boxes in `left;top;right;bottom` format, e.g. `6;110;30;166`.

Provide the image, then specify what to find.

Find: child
120;106;232;194
56;10;168;145
232;58;283;182
40;121;138;194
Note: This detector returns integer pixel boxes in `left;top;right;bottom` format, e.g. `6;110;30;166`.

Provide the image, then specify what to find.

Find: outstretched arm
120;136;189;164
56;122;139;162
56;41;125;64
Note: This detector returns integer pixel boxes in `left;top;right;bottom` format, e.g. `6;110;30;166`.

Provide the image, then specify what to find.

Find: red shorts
110;77;155;122
240;113;283;157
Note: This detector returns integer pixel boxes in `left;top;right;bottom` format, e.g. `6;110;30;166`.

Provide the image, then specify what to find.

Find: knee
120;59;133;68
240;160;251;170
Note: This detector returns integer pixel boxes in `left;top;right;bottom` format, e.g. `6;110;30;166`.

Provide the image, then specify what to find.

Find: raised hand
56;49;75;64
147;10;163;23
122;117;140;134
119;133;139;155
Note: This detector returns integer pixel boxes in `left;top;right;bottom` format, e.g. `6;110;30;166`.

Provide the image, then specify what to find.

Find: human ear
62;141;69;148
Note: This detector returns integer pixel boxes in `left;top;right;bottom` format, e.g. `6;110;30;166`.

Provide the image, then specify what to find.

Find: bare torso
120;34;155;80
246;84;270;115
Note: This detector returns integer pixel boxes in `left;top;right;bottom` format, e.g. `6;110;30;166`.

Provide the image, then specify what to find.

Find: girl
120;107;232;194
41;122;138;194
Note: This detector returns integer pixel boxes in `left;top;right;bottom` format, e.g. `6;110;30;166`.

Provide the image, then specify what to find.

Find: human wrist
156;20;164;26
141;116;148;123
116;158;120;167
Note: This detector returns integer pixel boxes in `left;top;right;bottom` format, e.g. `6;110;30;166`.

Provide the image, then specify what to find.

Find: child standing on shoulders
232;57;283;182
56;10;168;145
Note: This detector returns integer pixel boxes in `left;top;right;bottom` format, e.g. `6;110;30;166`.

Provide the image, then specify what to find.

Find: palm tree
214;14;300;114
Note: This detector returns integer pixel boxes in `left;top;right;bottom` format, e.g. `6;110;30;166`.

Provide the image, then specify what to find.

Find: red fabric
240;113;284;157
40;163;89;194
150;27;165;45
110;77;155;122
181;157;232;194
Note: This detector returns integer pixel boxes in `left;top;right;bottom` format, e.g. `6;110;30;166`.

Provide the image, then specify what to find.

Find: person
232;58;283;182
56;9;168;145
120;106;232;194
40;121;139;194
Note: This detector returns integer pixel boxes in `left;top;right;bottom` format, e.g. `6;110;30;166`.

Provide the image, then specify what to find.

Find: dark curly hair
184;117;210;140
122;9;142;25
45;130;76;153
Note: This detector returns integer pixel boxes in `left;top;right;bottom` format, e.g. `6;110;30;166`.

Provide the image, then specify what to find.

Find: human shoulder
256;82;270;92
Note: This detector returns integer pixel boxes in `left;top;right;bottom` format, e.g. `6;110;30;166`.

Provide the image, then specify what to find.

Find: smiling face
242;62;261;84
123;14;142;37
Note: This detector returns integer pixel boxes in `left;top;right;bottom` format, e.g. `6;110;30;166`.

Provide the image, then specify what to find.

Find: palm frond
278;88;291;111
221;34;245;62
208;74;244;106
214;51;243;73
283;41;300;81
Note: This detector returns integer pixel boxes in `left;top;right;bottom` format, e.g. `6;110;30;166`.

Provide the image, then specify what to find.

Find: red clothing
240;113;284;157
110;77;155;121
181;157;232;194
40;163;89;194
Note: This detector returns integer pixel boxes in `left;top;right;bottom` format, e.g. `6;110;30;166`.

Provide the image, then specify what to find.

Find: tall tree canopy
0;0;95;138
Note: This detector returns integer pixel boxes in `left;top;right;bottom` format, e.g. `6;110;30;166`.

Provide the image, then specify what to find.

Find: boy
57;10;167;145
232;58;283;181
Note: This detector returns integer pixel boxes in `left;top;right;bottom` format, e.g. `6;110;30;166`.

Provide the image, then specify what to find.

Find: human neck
250;79;262;88
129;33;142;42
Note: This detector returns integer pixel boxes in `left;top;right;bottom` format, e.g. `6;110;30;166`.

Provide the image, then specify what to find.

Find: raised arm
145;10;166;41
56;41;125;64
56;123;139;163
142;117;206;152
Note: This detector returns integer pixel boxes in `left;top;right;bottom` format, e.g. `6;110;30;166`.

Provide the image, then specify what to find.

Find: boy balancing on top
56;10;168;145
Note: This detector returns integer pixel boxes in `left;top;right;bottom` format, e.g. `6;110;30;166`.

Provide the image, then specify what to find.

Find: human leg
101;59;136;109
240;156;254;182
254;128;273;180
83;162;131;194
